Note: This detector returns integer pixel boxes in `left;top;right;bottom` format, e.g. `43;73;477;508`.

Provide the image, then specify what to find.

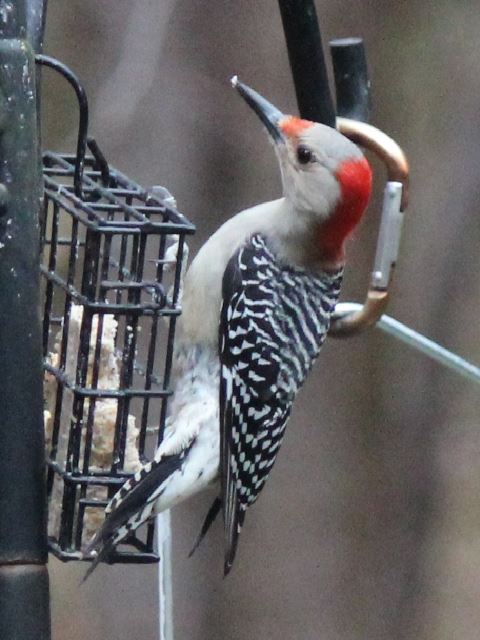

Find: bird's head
232;77;372;264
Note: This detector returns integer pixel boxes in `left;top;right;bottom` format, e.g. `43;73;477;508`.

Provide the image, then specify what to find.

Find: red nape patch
317;158;372;262
279;116;314;138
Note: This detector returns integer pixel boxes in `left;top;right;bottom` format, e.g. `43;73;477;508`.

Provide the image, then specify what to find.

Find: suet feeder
38;56;195;563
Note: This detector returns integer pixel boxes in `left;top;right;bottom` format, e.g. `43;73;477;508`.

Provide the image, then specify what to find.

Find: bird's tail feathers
188;496;222;557
224;503;246;576
82;448;189;581
81;536;116;584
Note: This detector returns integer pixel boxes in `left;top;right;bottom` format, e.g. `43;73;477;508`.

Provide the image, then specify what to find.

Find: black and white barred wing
219;234;342;574
82;447;190;582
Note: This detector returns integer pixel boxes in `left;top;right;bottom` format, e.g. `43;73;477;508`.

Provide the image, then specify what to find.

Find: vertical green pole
0;2;50;639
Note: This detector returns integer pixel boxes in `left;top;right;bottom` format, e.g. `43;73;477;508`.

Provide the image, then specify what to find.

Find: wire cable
335;303;480;385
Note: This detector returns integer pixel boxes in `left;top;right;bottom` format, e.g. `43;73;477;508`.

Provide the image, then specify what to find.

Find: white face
276;120;364;219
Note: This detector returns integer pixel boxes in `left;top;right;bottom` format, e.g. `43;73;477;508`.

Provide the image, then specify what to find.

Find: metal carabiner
328;117;409;337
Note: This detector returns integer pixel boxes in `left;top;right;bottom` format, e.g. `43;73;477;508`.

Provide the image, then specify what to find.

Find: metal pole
330;37;371;123
335;303;480;386
0;1;50;639
26;0;48;54
156;512;174;640
277;0;336;126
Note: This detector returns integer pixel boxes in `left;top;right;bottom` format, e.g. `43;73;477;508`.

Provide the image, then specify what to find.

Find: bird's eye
296;145;315;165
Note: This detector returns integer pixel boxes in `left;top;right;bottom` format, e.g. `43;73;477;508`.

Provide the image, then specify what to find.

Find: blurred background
42;1;480;639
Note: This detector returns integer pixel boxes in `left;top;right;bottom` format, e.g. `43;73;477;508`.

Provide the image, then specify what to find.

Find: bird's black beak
232;76;285;144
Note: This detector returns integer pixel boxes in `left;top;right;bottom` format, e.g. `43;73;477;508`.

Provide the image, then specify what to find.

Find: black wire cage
39;58;195;563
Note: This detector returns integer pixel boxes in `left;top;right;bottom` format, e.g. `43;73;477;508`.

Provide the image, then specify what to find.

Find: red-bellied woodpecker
83;77;372;579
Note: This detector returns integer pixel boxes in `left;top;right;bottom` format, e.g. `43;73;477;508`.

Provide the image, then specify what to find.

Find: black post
0;1;50;639
330;37;371;123
277;0;336;126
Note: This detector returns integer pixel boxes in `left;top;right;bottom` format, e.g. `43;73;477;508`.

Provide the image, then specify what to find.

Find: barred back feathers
219;234;342;573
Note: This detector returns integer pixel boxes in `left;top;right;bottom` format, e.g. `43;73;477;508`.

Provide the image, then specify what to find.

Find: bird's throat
316;157;372;266
315;202;354;265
